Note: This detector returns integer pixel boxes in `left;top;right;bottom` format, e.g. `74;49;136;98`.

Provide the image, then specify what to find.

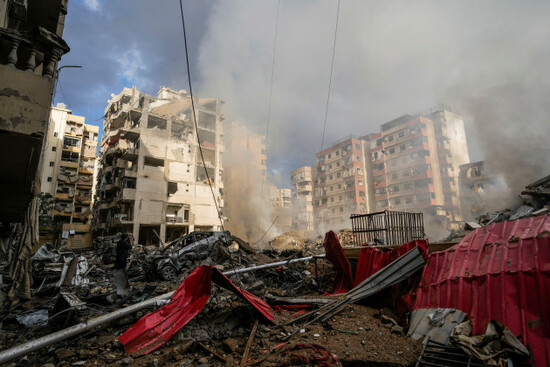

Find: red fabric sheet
414;215;550;367
323;230;353;293
119;265;274;355
353;239;429;287
323;230;428;294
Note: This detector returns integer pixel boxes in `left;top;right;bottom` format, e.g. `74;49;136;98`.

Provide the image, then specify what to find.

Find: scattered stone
55;348;75;360
380;315;398;326
391;325;404;335
222;338;238;353
197;357;209;364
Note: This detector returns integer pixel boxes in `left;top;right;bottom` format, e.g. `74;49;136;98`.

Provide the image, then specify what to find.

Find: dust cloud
193;1;550;239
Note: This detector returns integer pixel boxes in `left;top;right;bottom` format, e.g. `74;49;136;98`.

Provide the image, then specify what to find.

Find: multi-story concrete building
310;105;470;232
0;0;70;223
371;105;469;228
268;185;292;232
312;137;375;230
290;166;314;231
40;104;98;249
458;161;501;220
0;0;70;304
94;86;225;245
41;103;98;222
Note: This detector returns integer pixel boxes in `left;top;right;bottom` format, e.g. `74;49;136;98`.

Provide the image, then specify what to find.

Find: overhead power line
178;0;224;230
319;0;341;153
256;0;281;241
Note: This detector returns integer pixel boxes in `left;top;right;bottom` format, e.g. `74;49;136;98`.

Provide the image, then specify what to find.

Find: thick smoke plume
193;1;550;239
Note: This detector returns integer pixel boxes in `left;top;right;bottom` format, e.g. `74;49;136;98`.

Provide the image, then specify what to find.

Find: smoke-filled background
58;0;550;239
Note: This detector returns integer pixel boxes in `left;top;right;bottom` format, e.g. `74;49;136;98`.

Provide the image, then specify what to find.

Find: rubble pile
3;173;549;366
0;229;427;366
445;174;550;242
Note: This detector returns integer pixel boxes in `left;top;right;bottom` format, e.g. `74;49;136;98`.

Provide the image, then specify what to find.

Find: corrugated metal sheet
415;215;550;366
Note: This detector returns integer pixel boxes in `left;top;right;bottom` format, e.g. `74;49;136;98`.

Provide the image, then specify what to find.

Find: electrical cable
319;0;341;153
252;214;279;246
178;0;224;230
256;0;281;240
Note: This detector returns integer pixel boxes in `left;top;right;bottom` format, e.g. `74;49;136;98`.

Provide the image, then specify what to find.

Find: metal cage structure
350;210;425;246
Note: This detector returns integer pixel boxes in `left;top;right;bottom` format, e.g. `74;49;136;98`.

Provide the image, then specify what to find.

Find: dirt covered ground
1;298;421;367
1;233;421;367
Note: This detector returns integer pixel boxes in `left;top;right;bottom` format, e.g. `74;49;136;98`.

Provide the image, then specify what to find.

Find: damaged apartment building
310;104;470;231
39;103;98;249
0;0;69;224
94;87;224;245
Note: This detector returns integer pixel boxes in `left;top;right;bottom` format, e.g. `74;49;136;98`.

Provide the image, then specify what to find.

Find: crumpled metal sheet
415;215;550;366
32;244;61;262
119;265;273;355
16;309;48;327
408;308;466;345
450;320;530;366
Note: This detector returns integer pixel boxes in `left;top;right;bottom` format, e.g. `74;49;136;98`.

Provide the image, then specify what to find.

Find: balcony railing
0;26;69;78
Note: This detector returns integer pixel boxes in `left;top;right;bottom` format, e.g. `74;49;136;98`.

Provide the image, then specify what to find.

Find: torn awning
119;265;274;355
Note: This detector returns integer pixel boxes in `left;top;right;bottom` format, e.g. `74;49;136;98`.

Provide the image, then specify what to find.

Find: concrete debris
3;169;547;367
445;175;550;243
15;309;48;327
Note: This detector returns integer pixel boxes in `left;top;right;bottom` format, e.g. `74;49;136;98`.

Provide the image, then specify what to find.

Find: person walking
114;233;133;297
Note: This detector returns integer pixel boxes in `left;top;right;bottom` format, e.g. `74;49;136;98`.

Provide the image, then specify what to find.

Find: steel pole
0;254;324;363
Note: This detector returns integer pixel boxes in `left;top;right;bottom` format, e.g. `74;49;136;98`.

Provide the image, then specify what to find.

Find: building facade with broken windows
458;160;503;220
312;137;376;230
0;0;71;305
94;86;225;246
0;0;70;223
372;105;469;229
39;103;98;249
310;105;470;232
290;166;314;231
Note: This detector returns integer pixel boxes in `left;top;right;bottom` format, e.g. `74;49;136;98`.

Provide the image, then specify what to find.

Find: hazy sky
58;0;550;188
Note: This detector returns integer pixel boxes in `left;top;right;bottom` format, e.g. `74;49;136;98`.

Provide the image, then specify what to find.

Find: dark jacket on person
114;238;132;270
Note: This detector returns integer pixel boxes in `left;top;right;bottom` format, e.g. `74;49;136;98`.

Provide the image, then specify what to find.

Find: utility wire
319;0;341;153
178;0;224;230
256;0;281;240
252;215;279;246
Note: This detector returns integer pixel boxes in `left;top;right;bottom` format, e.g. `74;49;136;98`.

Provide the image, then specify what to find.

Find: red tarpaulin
119;265;274;355
323;231;353;293
323;230;428;293
414;215;550;367
353;239;429;287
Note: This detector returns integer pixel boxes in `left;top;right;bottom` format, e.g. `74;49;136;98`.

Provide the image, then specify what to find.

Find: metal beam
0;254;323;364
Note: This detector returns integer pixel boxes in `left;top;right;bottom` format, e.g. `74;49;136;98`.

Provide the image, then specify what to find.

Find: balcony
63;146;81;153
0;26;69;131
52;210;72;217
120;147;139;161
122;169;137;178
166;216;187;224
113;214;133;225
119;188;136;201
59;160;79;169
79;167;94;175
54;192;72;201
